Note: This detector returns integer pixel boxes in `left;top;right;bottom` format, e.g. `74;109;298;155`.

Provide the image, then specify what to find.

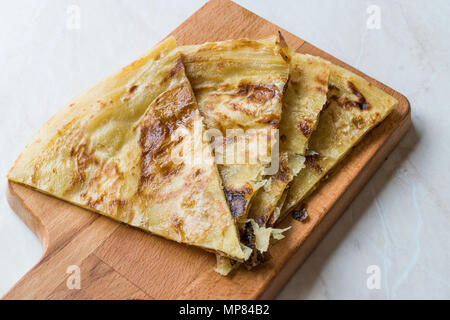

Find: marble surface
1;0;449;299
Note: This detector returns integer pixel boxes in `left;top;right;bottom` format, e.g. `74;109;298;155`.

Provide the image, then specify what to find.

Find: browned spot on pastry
370;112;382;123
315;72;328;86
170;215;185;240
314;86;327;95
305;152;323;173
192;168;203;178
112;199;127;207
170;58;184;77
216;61;234;69
31;162;41;184
219;82;233;91
257;114;280;127
327;82;370;111
346;81;370;110
324;93;340;109
171;215;183;228
181;196;196;208
129;85;138;94
160;58;185;84
237;82;278;104
161;162;185;179
276;156;291;182
352;115;366;129
297;119;313;137
97;100;107;108
71;146;99;182
139;120;184;188
224;184;252;219
328;84;338;91
228;102;256;117
139;83;196;190
86;194;104;210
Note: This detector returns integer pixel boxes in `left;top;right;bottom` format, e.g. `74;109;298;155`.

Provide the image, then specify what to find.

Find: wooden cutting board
4;0;411;300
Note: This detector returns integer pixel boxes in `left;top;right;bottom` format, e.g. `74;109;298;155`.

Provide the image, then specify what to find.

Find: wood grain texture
3;0;411;300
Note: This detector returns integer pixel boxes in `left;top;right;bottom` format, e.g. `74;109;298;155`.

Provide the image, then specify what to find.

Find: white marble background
0;0;449;299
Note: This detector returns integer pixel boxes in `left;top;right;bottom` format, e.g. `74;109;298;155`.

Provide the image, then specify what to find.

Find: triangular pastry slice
249;53;331;226
278;63;397;221
220;53;330;272
7;37;250;260
178;37;290;224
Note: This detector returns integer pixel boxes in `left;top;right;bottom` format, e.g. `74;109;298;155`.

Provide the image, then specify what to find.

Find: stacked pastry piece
7;35;397;275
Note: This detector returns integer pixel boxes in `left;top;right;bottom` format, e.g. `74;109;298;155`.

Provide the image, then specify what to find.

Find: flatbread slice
278;63;398;221
222;53;330;272
178;37;290;224
7;37;250;260
249;53;331;226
